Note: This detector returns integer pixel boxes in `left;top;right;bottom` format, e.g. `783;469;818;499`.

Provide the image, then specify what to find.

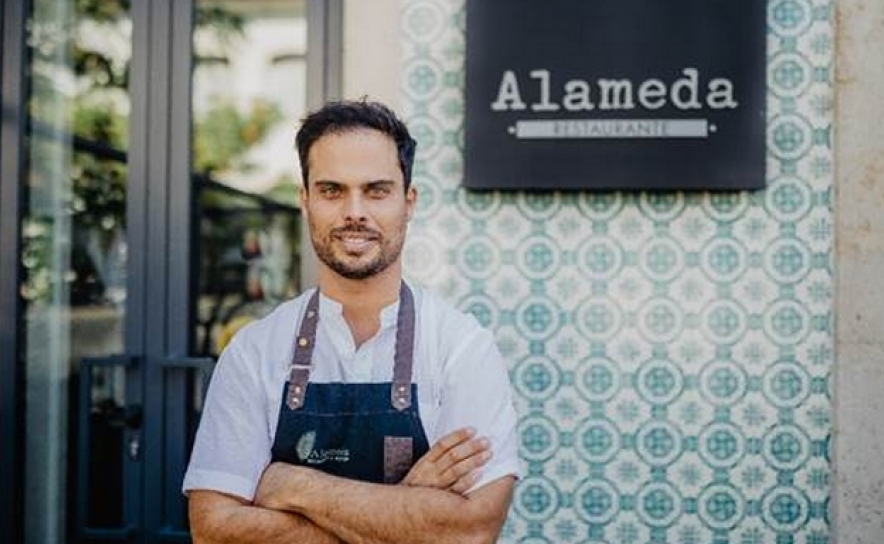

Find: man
183;100;520;544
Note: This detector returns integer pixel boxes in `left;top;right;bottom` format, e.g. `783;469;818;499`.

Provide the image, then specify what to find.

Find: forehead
307;128;402;184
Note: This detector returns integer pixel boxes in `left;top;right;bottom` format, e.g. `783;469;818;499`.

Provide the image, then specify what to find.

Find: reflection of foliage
30;0;131;92
66;90;129;244
74;0;130;21
72;44;129;89
21;221;55;303
264;175;299;208
23;0;280;305
25;0;132;304
193;100;283;175
195;6;246;44
24;0;297;307
72;102;128;147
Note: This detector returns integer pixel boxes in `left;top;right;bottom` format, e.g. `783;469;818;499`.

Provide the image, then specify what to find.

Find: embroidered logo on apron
296;431;351;465
296;431;316;462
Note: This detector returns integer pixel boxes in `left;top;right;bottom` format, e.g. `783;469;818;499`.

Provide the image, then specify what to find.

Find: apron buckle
391;382;411;411
287;363;311;410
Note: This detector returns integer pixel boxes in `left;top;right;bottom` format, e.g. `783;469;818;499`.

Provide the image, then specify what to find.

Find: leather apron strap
286;283;416;412
391;284;415;411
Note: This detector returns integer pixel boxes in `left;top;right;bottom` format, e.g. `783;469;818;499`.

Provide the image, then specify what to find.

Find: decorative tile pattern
400;1;833;542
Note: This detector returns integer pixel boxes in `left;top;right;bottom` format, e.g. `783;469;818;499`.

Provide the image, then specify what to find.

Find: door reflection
192;0;307;359
20;0;311;540
23;0;131;541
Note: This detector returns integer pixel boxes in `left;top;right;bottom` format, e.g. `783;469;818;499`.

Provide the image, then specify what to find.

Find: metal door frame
0;0;29;541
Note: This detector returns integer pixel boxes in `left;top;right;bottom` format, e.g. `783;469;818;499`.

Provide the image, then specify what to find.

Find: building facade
1;0;882;543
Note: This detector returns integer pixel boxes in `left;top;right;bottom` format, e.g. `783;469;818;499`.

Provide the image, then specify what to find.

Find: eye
317;184;342;198
367;184;392;198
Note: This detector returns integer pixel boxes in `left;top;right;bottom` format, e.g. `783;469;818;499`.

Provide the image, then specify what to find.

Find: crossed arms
189;428;515;544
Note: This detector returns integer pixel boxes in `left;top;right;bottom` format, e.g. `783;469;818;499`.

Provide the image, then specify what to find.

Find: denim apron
270;284;430;484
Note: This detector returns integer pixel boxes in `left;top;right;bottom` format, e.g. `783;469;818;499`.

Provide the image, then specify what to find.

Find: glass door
13;0;322;542
191;0;307;360
149;0;311;537
22;1;135;541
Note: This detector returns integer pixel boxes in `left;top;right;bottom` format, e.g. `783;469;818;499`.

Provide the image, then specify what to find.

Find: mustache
331;225;381;237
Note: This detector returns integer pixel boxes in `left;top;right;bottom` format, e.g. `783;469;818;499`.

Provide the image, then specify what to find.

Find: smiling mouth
332;229;380;253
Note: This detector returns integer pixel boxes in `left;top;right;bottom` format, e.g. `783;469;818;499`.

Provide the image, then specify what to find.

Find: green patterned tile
400;0;834;541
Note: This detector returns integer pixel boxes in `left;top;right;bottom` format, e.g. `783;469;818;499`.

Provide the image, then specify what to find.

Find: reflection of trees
26;0;133;304
195;100;283;176
24;0;295;308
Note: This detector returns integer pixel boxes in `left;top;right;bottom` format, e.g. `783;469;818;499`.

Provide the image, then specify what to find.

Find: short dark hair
295;99;417;190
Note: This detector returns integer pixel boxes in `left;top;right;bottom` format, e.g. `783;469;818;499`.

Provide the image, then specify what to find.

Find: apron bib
270;284;430;484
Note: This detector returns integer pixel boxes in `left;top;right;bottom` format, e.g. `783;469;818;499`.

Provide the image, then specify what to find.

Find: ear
299;184;309;211
405;185;418;221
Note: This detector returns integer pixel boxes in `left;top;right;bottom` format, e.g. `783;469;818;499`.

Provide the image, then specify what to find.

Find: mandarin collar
318;290;401;328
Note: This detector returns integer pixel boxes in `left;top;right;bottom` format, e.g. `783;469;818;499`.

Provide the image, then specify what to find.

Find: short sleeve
182;337;272;501
432;324;521;492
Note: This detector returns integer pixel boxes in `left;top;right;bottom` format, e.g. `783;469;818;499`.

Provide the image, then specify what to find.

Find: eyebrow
365;180;396;188
311;179;397;188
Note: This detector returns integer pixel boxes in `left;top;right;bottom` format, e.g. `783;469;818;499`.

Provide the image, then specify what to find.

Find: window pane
192;0;307;359
23;0;131;541
159;2;311;531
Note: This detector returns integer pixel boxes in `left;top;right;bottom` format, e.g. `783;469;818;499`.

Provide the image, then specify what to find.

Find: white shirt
182;284;520;500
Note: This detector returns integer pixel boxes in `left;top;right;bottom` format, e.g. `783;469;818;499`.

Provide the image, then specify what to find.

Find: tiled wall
400;0;834;542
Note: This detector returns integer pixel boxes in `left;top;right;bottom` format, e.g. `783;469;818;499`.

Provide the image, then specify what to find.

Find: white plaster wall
834;0;884;541
342;0;401;106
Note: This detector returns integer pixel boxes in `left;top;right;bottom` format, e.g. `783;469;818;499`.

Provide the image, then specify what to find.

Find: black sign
464;0;767;191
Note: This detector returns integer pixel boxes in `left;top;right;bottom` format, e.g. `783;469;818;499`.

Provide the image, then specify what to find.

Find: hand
401;427;492;495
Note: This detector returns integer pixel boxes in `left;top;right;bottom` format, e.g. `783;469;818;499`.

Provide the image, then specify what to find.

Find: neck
317;263;403;347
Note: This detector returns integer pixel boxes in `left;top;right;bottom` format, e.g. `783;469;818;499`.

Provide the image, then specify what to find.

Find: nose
343;192;367;223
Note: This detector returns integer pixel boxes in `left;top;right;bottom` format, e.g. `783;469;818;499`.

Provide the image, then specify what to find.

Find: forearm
300;478;468;544
260;465;513;544
189;490;341;544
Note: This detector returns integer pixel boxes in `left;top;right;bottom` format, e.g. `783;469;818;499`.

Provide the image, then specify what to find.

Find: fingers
443;447;493;494
449;470;479;495
401;427;494;492
424;427;478;462
437;437;491;481
430;430;492;492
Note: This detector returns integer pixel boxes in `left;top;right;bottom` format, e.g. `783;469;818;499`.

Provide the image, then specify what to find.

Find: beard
310;220;407;280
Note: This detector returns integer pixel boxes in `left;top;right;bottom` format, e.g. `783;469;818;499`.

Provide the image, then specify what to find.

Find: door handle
162;356;216;397
162;356;215;369
159;356;217;533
